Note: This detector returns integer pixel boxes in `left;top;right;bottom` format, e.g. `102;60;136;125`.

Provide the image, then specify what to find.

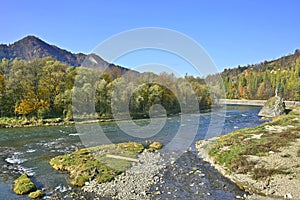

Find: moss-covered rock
13;173;36;195
258;96;285;117
116;142;144;153
28;190;42;199
148;141;163;151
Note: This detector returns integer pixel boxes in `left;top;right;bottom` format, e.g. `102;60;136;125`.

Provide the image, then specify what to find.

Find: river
0;105;264;199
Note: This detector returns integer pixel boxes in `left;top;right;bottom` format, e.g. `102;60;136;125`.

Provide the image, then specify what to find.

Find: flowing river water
0;105;265;199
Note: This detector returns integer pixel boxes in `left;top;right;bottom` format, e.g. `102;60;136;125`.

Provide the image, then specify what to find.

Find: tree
39;60;68;112
8;59;44;117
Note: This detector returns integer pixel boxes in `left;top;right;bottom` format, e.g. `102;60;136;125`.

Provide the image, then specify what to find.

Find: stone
28;190;42;199
284;193;293;199
258;96;285;118
148;141;163;151
13;173;36;195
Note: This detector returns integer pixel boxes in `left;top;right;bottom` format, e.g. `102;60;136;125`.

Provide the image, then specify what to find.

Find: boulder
13;173;36;195
258;96;285;117
148;141;163;151
28;190;42;199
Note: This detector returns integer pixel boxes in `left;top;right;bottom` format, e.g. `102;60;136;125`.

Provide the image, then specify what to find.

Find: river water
0;105;264;199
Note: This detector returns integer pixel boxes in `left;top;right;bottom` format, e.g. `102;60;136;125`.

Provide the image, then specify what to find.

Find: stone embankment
219;99;299;107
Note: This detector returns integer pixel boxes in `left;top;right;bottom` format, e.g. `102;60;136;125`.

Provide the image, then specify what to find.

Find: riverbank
196;106;300;199
0;117;120;128
0;117;72;128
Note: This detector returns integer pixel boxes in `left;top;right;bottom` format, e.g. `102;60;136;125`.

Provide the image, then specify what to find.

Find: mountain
0;36;131;74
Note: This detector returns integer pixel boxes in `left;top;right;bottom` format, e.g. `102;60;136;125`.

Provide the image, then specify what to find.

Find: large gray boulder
258;96;285;118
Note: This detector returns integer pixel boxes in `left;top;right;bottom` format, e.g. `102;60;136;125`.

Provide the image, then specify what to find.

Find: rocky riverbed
148;151;247;200
81;150;248;200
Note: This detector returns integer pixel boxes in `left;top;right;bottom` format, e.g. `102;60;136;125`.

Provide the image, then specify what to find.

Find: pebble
284;193;293;199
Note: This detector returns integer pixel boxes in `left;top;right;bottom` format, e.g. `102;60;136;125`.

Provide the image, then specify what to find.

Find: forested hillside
209;50;300;100
0;58;211;120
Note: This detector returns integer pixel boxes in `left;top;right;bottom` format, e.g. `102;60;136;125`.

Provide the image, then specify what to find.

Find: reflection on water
0;105;264;199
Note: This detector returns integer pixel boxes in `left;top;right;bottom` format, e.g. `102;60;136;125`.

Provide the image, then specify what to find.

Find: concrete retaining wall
219;99;299;107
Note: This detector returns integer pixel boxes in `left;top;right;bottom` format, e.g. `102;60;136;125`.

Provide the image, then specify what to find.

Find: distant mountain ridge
0;36;131;73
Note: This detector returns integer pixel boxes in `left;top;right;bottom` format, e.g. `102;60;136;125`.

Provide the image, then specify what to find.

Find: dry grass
208;106;300;180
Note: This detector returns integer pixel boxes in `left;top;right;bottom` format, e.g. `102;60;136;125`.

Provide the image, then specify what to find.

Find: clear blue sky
1;0;300;75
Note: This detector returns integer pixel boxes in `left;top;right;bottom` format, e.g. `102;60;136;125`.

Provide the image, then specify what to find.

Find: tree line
207;50;300;100
0;57;212;120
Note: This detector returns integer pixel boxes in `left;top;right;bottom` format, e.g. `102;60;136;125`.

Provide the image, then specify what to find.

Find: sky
1;0;300;76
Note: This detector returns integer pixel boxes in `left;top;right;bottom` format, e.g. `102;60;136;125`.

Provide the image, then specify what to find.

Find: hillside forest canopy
212;50;300;100
0;57;211;120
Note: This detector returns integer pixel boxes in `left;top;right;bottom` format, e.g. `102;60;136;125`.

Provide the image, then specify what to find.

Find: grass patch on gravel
208;106;300;180
252;167;291;180
49;141;162;187
49;142;145;187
